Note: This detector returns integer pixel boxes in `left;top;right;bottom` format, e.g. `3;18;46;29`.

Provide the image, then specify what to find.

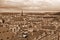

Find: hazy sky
0;0;60;12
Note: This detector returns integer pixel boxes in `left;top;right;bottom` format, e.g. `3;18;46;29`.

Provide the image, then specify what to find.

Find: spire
21;10;23;16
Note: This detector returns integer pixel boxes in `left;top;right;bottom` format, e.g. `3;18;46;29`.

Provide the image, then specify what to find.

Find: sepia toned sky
0;0;60;12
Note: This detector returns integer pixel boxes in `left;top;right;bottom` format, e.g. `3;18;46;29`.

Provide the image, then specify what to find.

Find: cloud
0;0;60;11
